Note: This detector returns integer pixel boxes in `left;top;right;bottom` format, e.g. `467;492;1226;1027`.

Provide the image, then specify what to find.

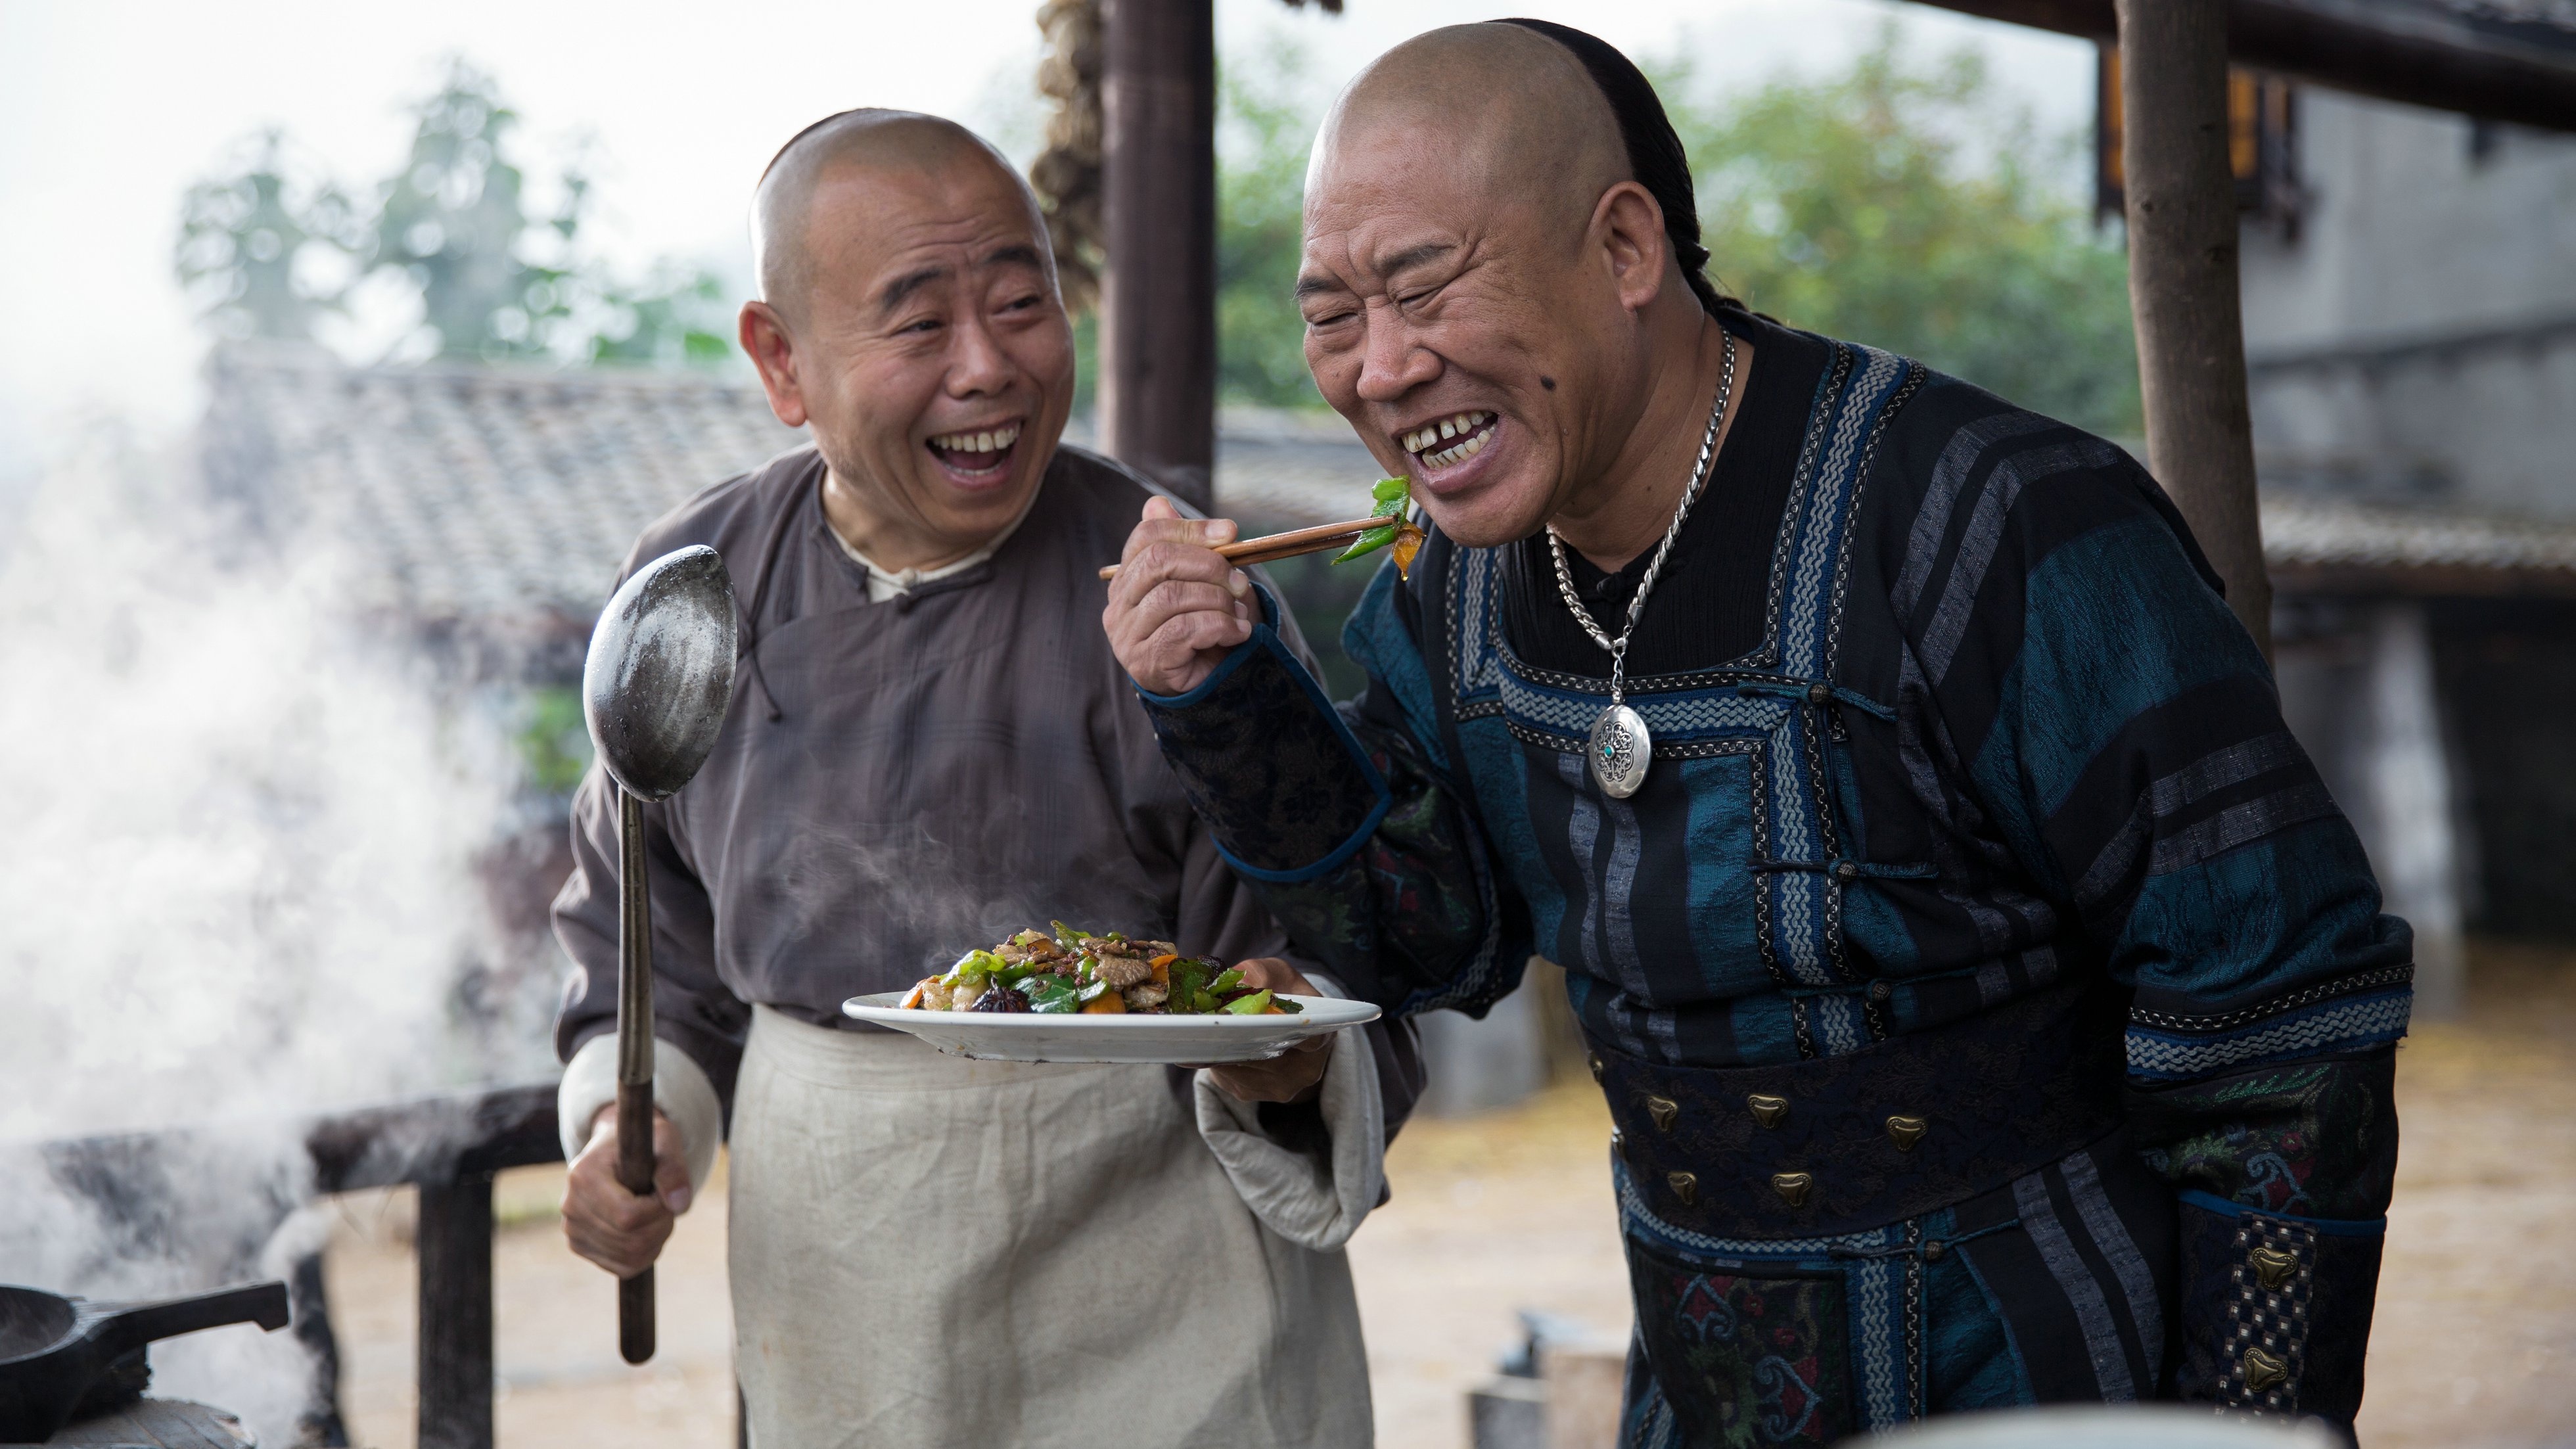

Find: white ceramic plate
840;991;1381;1064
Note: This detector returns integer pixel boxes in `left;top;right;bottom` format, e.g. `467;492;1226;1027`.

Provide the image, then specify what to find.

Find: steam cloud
0;423;536;1442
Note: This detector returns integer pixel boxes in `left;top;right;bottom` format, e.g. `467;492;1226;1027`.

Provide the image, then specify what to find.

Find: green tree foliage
371;60;580;359
1660;30;2142;436
1216;47;1323;410
175;59;731;367
176;133;365;342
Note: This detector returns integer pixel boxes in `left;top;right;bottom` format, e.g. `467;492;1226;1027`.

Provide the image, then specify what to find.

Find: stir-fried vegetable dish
898;923;1304;1017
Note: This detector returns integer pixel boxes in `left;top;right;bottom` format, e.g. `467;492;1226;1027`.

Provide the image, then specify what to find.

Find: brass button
2249;1245;2298;1292
1588;1053;1605;1084
1868;978;1893;1003
1771;1171;1814;1208
1746;1093;1789;1128
1834;860;1860;885
1645;1095;1680;1132
1922;1239;1946;1261
1885;1115;1928;1151
1806;682;1831;704
2242;1346;2289;1393
1666;1170;1699;1207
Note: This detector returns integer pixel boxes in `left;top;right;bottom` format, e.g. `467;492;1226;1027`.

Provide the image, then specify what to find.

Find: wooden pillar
417;1172;495;1449
2115;0;2273;658
1099;0;1217;511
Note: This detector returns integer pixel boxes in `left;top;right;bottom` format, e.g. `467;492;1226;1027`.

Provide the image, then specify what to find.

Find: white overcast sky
0;0;2094;461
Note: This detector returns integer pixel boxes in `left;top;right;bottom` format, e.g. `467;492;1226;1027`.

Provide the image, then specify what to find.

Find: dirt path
322;945;2576;1446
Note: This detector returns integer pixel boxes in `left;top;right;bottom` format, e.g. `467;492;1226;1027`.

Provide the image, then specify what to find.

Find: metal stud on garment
1645;1096;1680;1132
1885;1115;1928;1151
1747;1093;1789;1128
1771;1172;1814;1208
1588;1053;1605;1084
1667;1171;1699;1207
1610;1127;1627;1162
2242;1347;2289;1393
2249;1245;2299;1291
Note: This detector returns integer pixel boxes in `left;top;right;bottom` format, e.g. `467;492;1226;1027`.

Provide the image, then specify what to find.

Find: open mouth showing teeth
1401;411;1496;471
927;422;1023;475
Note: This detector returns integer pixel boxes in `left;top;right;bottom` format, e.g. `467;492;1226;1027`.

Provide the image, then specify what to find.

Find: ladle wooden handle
614;790;658;1366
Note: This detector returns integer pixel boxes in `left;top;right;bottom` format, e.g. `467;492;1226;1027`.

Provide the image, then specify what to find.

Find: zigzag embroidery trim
2125;990;2412;1079
2129;963;2415;1032
1498;667;1785;739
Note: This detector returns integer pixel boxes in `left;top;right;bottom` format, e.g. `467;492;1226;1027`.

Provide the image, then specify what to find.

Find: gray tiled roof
2264;493;2576;592
202;348;2575;627
200;345;808;628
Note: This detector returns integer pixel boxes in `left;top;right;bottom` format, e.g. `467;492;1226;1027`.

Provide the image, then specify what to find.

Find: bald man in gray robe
549;110;1420;1448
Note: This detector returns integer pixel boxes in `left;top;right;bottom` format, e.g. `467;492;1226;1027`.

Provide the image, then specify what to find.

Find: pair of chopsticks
1097;515;1391;582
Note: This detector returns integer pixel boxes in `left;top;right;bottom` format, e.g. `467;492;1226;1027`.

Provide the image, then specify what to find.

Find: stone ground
323;943;2576;1448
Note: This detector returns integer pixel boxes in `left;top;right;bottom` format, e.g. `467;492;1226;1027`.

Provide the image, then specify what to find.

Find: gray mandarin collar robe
551;442;1400;1115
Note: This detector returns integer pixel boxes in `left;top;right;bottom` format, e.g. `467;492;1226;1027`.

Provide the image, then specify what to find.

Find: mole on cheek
1541;376;1557;391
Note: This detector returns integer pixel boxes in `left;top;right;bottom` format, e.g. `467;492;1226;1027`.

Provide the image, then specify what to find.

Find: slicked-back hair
1495;18;1741;317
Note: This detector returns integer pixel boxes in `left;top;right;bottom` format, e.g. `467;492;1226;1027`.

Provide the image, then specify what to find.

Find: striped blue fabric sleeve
1912;427;2405;1425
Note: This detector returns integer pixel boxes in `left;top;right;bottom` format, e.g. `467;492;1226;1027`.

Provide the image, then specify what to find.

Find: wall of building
2239;90;2576;518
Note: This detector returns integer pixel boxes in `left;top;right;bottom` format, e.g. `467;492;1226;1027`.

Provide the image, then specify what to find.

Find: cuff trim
557;1034;724;1193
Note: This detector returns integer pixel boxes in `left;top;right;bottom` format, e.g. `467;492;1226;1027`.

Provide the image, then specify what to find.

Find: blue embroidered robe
1137;325;2407;1438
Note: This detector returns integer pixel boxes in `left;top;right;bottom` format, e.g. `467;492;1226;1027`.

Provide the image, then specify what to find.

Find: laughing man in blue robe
1102;19;2406;1442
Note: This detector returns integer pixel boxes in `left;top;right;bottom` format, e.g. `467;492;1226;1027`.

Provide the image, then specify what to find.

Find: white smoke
0;418;532;1443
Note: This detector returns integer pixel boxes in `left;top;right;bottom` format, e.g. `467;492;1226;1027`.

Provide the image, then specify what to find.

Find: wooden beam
1921;0;2576;131
1099;0;1218;511
2119;0;2274;657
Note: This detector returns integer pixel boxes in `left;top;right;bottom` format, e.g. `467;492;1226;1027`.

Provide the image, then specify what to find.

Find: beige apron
727;1006;1375;1448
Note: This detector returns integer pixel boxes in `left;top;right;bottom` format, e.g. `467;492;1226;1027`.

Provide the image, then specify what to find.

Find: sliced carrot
900;979;932;1009
1150;957;1173;986
1082;992;1128;1014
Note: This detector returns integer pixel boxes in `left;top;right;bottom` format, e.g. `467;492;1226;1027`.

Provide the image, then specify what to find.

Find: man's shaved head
753;109;1048;324
1312;23;1627;244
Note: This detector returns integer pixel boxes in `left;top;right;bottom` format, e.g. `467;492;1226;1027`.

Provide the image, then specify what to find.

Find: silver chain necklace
1546;329;1736;798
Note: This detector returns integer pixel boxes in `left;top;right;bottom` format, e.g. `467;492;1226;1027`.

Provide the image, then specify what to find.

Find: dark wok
0;1281;287;1442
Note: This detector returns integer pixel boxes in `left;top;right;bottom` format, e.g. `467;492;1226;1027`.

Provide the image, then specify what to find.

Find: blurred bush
1661;26;2144;437
177;58;733;367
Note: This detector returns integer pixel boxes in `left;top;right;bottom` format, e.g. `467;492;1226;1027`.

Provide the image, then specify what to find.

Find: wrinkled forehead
802;159;1049;298
1301;118;1557;285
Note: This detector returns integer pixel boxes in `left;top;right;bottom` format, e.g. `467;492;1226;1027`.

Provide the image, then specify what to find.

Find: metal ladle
580;545;738;1364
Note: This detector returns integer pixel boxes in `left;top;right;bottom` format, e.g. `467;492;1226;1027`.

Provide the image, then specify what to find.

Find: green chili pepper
1208;967;1245;995
1271;997;1304;1015
1224;990;1274;1015
1051;919;1088;950
1075;978;1112;1003
1370;476;1410;508
1333;524;1399;564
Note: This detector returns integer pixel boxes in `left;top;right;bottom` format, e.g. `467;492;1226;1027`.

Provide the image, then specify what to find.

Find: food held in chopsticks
1097;477;1427;581
897;923;1305;1017
1332;476;1427;578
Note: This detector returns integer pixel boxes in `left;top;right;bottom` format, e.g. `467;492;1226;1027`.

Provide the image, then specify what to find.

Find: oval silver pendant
1588;702;1653;798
